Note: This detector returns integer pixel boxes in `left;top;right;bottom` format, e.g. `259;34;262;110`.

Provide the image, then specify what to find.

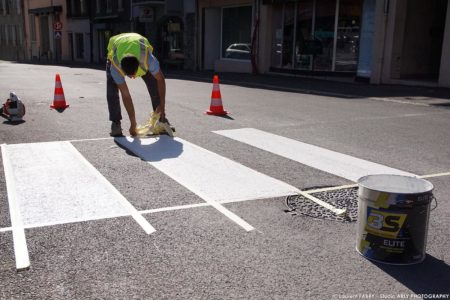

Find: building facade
2;0;449;88
16;0;192;66
198;0;450;88
22;0;68;62
0;0;26;61
91;0;132;64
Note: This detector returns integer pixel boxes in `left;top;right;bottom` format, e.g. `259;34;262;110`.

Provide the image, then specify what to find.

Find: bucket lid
358;174;433;194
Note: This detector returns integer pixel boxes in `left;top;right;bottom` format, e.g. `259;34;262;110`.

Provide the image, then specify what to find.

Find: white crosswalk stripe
1;144;30;270
115;136;300;231
214;128;416;182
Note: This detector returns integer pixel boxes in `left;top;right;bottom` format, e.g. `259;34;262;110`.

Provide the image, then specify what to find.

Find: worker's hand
129;124;137;136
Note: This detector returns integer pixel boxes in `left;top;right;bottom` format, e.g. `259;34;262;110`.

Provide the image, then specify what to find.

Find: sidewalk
165;70;450;108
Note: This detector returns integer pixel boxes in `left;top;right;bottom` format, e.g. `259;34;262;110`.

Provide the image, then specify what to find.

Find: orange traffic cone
50;73;69;109
206;75;228;115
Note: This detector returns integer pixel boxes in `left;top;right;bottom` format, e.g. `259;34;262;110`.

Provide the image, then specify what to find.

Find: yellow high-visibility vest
107;33;154;77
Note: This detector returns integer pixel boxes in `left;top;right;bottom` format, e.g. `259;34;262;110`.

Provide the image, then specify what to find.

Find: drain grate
286;187;359;222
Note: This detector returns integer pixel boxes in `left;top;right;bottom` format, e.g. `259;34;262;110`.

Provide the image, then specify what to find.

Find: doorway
158;16;184;68
397;0;447;80
39;15;50;60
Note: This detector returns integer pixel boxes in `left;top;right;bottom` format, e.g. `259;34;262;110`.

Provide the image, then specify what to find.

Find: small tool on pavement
1;92;26;122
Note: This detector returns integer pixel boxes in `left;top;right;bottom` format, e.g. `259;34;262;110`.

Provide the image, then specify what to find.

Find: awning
28;6;62;15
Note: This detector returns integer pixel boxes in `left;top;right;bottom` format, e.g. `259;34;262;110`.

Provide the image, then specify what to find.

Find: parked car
224;43;251;60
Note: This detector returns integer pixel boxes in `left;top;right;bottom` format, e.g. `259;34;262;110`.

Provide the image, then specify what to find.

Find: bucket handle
430;196;438;211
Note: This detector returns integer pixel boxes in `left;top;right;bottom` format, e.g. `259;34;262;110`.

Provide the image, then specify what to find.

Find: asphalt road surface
1;61;450;300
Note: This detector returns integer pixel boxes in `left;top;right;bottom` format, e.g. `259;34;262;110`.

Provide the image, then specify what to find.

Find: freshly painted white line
115;136;300;231
1;144;30;270
369;97;431;107
0;227;12;232
4;137;114;146
211;202;254;231
68;137;113;143
420;172;450;179
2;141;155;234
305;184;358;194
214;128;416;182
140;203;210;214
4;216;127;231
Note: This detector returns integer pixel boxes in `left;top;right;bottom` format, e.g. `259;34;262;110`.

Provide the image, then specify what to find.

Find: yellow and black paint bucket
356;174;434;265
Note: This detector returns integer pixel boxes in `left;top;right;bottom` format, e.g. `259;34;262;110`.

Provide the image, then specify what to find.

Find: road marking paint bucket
356;174;434;265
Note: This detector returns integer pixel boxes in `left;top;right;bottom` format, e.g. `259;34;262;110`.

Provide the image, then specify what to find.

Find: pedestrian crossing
1;127;418;270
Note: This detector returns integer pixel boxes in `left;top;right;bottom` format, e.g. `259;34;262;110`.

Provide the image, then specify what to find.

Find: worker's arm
117;82;137;136
153;70;166;121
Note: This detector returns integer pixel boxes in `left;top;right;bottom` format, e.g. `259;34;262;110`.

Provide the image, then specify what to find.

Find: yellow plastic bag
136;112;160;136
136;112;174;137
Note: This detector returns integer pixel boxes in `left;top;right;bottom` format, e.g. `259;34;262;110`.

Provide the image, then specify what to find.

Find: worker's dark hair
121;56;139;76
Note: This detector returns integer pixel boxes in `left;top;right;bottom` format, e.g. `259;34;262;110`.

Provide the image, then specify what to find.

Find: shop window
294;0;315;70
335;0;361;71
282;2;295;68
166;21;184;60
270;0;362;73
270;5;283;67
313;0;336;71
221;6;252;60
